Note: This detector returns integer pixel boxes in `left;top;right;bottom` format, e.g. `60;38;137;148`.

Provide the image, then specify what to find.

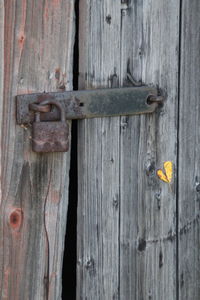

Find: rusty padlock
32;100;69;152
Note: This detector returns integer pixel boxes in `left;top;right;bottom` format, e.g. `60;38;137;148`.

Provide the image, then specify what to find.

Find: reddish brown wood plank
0;0;3;209
0;1;74;299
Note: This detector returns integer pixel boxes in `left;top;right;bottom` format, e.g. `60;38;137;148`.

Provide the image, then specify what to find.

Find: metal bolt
147;95;164;104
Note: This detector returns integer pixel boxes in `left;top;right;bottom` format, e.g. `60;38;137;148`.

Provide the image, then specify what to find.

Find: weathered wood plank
77;1;121;299
119;1;179;299
77;0;179;299
0;0;4;207
178;1;200;299
0;1;74;299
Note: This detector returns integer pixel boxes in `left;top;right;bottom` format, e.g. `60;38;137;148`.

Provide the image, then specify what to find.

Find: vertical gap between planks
176;0;183;299
73;0;79;91
62;0;79;298
62;121;78;299
118;5;125;297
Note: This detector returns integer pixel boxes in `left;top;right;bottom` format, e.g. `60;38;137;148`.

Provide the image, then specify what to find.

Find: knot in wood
9;208;23;231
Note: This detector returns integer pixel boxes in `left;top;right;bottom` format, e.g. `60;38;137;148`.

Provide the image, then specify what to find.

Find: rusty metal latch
16;87;163;152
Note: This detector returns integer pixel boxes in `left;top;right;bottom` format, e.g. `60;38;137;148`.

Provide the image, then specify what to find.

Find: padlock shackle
37;100;65;122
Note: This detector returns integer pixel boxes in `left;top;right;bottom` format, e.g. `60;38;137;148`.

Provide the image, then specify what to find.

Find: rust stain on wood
18;0;27;54
18;35;25;49
44;0;49;20
53;0;61;7
50;190;60;204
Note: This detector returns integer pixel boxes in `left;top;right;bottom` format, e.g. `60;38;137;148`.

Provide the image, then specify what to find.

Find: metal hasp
16;86;163;152
16;87;163;124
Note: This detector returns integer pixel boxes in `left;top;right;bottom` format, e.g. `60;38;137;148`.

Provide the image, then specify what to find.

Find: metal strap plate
16;87;159;124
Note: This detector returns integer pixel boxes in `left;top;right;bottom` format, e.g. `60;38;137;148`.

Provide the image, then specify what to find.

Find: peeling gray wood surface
0;1;74;299
178;1;200;299
77;0;179;299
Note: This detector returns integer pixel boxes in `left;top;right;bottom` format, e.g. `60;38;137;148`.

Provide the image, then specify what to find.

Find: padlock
32;100;69;152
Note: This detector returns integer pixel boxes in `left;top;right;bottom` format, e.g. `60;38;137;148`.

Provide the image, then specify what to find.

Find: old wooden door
0;1;74;299
0;0;199;300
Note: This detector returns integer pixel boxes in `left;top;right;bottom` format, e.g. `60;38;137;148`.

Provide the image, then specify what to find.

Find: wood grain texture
119;1;179;299
77;0;179;299
77;1;121;299
0;1;74;299
0;0;4;206
178;1;200;299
